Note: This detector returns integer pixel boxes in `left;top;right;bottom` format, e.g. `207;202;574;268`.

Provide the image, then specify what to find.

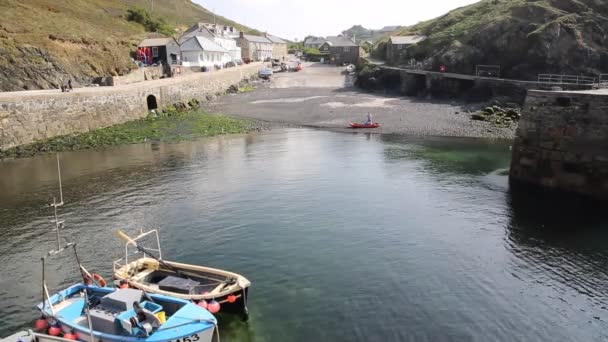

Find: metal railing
537;74;597;86
476;65;501;78
599;74;608;88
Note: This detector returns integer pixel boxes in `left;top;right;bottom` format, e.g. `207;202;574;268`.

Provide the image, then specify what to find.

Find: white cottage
180;23;242;65
180;36;229;69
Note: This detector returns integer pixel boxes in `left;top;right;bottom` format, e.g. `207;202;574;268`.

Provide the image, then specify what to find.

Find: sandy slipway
206;64;517;139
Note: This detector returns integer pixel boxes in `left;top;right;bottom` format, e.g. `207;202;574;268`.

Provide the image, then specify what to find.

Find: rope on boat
156;319;217;332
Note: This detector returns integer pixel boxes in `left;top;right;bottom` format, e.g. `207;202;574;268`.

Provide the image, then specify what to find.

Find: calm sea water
1;129;607;341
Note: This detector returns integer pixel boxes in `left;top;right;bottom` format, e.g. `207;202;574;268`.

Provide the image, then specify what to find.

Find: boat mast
50;155;65;252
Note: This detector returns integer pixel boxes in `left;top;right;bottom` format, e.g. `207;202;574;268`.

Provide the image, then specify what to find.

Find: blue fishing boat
37;285;218;342
33;156;218;342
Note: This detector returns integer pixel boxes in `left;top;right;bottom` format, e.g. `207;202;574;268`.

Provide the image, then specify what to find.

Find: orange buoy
92;274;107;287
207;300;220;314
227;295;237;303
63;332;78;340
197;300;208;309
48;326;62;336
35;318;49;331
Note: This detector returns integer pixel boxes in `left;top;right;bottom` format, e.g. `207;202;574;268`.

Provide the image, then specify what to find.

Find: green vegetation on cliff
0;0;255;91
0;110;259;159
385;0;608;79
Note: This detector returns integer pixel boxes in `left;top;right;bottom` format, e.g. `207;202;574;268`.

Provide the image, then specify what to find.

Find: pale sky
193;0;480;41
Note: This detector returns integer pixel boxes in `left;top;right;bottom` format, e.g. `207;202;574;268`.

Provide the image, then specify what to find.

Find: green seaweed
0;110;255;159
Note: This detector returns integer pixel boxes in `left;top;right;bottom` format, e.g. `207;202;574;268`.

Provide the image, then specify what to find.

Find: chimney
239;31;244;38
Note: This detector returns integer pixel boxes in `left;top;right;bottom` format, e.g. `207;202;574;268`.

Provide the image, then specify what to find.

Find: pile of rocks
470;105;521;127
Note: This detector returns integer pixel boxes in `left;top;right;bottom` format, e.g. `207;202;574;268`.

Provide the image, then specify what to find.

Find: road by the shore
208;63;517;139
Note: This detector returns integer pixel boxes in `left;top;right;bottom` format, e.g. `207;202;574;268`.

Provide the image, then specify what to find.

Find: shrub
304;48;322;56
126;8;174;36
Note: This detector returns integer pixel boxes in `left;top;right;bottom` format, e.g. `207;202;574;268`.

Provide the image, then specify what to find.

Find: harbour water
0;129;607;341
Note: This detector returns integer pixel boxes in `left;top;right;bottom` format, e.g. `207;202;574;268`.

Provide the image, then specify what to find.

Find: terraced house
236;33;273;62
265;34;288;60
180;23;242;64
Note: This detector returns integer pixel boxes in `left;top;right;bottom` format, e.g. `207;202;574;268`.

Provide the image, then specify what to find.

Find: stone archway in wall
147;95;158;111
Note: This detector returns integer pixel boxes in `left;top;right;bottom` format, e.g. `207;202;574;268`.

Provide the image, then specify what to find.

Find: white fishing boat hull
114;258;251;315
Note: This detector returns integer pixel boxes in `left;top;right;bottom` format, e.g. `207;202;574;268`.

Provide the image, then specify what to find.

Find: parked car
259;68;274;79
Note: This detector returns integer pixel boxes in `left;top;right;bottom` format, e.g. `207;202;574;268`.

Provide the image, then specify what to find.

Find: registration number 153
172;334;200;342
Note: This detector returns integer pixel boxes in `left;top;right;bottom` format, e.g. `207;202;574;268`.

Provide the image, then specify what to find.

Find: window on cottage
152;47;159;57
397;45;404;50
343;47;350;52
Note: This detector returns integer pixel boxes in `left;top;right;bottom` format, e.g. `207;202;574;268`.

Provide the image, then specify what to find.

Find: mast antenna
50;154;65;252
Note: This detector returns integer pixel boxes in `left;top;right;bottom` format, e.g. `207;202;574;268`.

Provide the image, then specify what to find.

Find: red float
48;326;62;336
227;295;237;303
64;332;78;340
197;300;208;309
35;318;49;331
207;300;220;314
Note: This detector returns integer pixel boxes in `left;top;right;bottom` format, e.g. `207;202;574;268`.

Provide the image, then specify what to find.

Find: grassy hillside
383;0;608;79
0;0;255;91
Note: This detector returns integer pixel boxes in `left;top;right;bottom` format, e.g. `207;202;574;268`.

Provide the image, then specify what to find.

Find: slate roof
266;35;286;44
242;34;272;43
325;36;358;47
181;36;227;53
389;35;427;45
138;38;176;47
304;37;327;45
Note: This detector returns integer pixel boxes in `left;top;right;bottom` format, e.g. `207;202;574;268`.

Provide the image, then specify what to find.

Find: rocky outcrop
0;46;75;91
391;0;608;80
0;0;254;92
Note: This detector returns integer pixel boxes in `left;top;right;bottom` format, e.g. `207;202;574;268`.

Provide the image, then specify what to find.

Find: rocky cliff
386;0;608;79
0;0;252;92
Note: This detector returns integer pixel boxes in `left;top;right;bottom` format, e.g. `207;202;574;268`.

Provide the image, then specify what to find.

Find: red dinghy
349;122;381;128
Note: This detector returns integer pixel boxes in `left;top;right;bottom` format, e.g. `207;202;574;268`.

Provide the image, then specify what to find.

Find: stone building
321;36;361;65
386;35;426;65
236;33;273;62
266;34;288;60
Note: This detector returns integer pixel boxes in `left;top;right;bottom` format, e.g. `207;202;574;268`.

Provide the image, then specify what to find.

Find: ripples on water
0;129;607;341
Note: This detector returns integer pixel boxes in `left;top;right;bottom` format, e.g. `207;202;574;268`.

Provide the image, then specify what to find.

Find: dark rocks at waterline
470;105;521;127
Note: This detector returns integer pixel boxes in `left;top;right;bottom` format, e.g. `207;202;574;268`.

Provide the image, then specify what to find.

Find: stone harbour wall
0;63;263;150
510;90;608;200
111;65;165;86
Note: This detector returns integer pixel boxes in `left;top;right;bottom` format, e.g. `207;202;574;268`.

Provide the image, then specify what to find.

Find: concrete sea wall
510;90;608;200
0;63;263;150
